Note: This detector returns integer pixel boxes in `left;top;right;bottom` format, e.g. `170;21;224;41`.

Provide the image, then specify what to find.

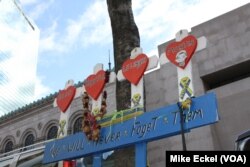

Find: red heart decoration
165;35;197;69
122;53;149;85
85;70;106;100
56;86;76;113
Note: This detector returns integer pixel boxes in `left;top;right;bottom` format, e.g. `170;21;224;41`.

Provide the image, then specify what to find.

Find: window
4;140;13;153
47;126;58;140
201;59;250;89
73;117;82;134
24;134;34;147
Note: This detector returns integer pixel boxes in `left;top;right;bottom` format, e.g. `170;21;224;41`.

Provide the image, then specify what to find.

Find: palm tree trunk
107;1;140;166
107;0;140;111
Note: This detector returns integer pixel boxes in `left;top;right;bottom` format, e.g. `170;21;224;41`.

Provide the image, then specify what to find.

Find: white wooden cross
83;63;116;116
160;29;207;102
117;47;159;108
116;47;158;167
53;80;83;138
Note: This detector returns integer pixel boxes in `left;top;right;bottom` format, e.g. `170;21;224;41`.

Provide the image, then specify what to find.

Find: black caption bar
166;151;250;167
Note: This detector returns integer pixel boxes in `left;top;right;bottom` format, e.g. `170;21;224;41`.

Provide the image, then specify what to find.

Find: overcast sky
18;0;249;101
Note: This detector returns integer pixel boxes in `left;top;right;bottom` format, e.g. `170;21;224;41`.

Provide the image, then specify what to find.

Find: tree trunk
106;1;140;166
107;0;140;111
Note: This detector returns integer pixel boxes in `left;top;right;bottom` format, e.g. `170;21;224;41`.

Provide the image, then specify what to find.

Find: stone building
0;3;250;167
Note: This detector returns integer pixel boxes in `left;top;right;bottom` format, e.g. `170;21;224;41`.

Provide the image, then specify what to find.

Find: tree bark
106;1;140;166
107;0;140;111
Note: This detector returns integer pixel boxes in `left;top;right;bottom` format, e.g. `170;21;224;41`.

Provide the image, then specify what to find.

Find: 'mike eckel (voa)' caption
170;154;217;162
169;154;246;164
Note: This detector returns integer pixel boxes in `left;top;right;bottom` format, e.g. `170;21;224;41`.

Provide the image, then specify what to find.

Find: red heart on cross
165;35;197;69
56;86;76;113
122;53;149;85
85;70;106;100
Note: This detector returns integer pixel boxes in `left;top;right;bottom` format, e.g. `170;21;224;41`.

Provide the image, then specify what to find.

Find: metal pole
135;142;147;167
177;102;187;151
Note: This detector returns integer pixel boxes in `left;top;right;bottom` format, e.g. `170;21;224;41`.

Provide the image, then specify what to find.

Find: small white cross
83;63;116;115
117;47;159;108
159;29;207;101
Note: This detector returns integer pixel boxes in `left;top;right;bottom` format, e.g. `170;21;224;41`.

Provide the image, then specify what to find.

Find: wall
146;3;250;167
0;81;117;153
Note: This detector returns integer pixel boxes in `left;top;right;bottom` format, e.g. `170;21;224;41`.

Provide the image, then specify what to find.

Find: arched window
73;117;82;134
24;134;35;147
47;126;58;140
4;140;13;153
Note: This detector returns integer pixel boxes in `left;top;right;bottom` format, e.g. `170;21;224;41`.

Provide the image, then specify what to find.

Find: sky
18;0;249;101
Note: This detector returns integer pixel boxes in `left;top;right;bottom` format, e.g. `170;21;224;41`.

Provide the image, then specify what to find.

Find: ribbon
179;77;193;100
107;110;124;137
111;111;124;123
57;120;66;137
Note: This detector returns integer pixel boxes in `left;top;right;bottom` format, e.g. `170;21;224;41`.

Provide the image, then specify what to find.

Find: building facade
0;0;39;116
0;2;250;167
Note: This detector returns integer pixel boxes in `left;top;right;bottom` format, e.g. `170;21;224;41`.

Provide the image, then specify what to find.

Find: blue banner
43;93;219;164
